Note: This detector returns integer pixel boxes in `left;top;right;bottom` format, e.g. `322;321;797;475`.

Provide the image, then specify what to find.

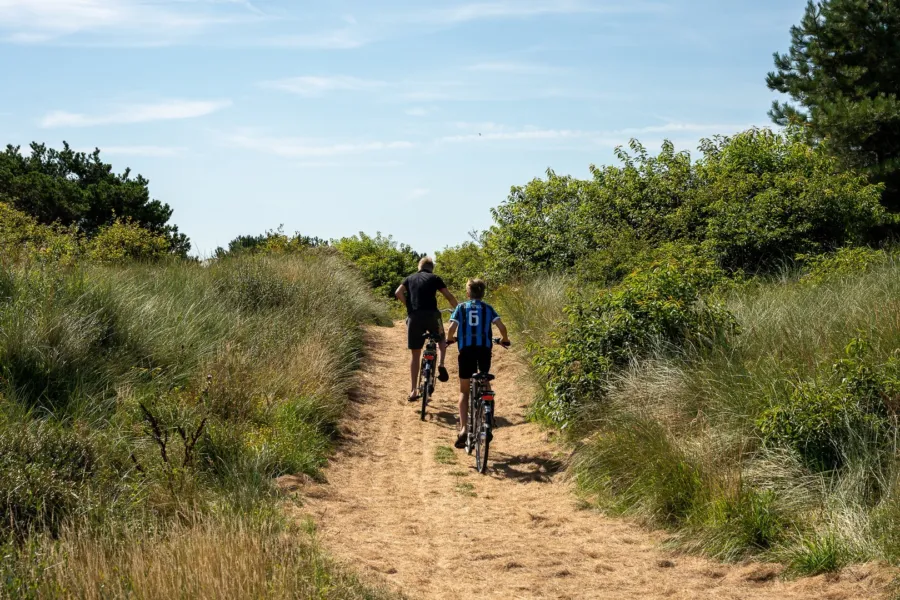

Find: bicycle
450;337;510;474
416;331;441;421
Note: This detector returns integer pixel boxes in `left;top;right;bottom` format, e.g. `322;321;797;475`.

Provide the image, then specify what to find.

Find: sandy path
287;323;892;599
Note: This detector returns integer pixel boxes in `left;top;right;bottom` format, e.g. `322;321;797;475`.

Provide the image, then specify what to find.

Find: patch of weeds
455;482;477;497
785;532;850;576
434;445;456;465
449;470;469;478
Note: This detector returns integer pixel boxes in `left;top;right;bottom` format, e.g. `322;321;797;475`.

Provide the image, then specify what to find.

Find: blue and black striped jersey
449;300;500;349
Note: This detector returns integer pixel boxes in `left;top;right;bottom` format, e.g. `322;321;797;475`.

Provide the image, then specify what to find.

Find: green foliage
533;263;736;427
785;532;851;576
483;130;884;280
332;232;423;299
0;421;103;538
214;226;326;258
757;338;899;470
798;246;890;284
575;417;706;526
0;200;80;265
85;219;171;263
435;240;488;294
767;0;900;210
0;143;189;255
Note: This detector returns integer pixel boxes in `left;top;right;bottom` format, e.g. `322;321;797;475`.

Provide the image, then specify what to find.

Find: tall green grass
502;261;900;572
0;251;393;597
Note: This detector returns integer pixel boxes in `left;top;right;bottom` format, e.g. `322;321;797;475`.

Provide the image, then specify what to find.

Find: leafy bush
0;200;80;265
0;422;101;537
757;338;898;470
483;129;884;281
0;142;189;255
435;240;488;294
533;263;736;426
85;219;171;263
332;232;422;299
214;226;326;258
798;246;890;285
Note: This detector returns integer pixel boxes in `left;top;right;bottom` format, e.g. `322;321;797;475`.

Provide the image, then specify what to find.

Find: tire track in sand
284;323;892;599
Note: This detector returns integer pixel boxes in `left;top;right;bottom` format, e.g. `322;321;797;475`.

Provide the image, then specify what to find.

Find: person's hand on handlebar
492;337;512;348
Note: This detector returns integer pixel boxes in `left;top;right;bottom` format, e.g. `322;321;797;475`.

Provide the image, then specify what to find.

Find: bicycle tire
420;364;431;421
475;400;490;473
465;382;477;454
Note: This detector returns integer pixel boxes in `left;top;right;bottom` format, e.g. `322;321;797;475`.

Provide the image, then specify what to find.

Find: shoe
437;366;449;382
408;391;418;402
454;430;467;449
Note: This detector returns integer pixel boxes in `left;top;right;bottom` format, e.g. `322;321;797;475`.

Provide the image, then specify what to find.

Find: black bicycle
464;337;510;474
417;331;441;421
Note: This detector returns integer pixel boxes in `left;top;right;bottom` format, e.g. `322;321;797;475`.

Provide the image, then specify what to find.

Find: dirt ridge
285;323;891;599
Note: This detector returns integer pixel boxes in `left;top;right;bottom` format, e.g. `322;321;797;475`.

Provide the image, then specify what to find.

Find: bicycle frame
417;332;440;421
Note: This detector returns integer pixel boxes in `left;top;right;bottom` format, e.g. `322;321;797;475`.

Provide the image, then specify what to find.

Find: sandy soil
283;323;894;600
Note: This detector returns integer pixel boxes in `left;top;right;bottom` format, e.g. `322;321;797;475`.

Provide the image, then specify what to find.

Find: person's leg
409;349;422;400
407;315;425;400
458;378;471;433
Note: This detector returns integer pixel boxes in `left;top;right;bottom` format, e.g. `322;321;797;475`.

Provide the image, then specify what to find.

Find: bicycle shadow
487;453;564;483
432;411;517;430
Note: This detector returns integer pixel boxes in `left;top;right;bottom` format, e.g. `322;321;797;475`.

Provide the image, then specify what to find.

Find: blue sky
0;0;804;257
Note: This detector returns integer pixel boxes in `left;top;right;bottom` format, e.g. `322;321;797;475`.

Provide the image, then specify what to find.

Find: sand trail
286;323;891;599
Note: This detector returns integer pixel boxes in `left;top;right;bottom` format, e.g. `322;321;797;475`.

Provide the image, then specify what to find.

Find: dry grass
14;518;396;600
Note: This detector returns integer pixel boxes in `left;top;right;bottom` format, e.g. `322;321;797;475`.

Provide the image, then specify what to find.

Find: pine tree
767;0;900;210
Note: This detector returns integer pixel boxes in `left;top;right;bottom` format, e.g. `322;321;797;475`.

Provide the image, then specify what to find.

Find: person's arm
439;287;458;308
493;317;510;345
395;284;407;304
447;320;459;342
447;304;460;341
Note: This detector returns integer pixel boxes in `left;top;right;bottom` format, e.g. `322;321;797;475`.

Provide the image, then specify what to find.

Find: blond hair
418;256;434;272
466;278;486;299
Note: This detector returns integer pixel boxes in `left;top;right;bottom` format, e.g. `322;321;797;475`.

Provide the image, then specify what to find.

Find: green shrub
533;263;736;426
700;488;785;559
0;201;81;265
482;129;884;280
331;232;422;299
798;246;891;285
0;422;100;538
756;338;898;470
435;240;488;294
85;219;171;263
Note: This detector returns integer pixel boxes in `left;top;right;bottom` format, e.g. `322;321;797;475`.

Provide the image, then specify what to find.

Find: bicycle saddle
472;373;495;381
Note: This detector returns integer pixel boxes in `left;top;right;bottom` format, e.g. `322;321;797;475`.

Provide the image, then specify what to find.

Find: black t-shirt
402;271;446;314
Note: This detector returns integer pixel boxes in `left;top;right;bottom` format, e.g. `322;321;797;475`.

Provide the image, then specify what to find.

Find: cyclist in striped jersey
446;278;510;449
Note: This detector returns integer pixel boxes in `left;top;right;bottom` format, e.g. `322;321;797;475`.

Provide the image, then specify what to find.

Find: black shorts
406;310;445;350
458;346;492;380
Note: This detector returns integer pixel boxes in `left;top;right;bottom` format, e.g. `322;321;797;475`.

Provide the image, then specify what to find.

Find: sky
0;0;805;257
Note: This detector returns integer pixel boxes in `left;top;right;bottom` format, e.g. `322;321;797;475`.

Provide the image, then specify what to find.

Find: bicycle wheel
474;400;490;473
420;364;431;421
465;383;477;455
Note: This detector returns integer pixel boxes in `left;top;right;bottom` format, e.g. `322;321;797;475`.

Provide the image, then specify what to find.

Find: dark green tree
0;142;190;255
767;0;900;210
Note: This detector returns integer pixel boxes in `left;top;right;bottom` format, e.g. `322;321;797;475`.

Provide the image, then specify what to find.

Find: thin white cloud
408;188;430;199
99;145;187;157
439;121;758;146
416;0;662;24
227;132;415;158
295;159;404;169
264;29;368;50
0;0;243;44
40;99;231;128
465;61;564;74
260;76;386;97
441;128;588;143
405;107;432;117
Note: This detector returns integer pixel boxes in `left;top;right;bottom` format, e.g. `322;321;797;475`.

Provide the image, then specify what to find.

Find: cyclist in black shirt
395;257;458;402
